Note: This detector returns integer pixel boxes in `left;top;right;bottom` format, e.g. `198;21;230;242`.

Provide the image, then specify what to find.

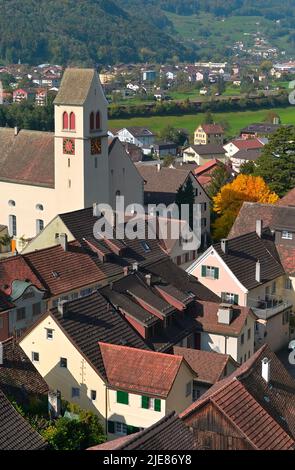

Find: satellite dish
288;340;295;350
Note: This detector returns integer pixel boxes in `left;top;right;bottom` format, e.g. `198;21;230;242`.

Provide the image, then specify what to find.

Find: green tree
207;166;230;198
159;125;188;146
240;161;256;175
202;111;214;125
254;126;295;197
42;408;106;450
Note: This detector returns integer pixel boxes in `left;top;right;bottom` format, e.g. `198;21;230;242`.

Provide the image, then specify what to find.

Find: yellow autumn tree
212;174;279;240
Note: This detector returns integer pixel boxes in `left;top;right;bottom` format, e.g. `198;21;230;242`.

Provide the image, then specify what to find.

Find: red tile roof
180;345;295;450
194;159;222;176
173;347;237;384
0;128;54;188
201;124;224;134
276;244;295;275
0;255;44;297
230;138;264;150
23;241;105;296
196;301;255;336
99;342;184;397
277;188;295;207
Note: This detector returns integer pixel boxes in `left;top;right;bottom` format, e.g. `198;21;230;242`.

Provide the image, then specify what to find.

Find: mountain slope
0;0;191;65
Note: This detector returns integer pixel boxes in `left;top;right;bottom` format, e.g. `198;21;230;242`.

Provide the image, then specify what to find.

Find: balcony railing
248;295;293;320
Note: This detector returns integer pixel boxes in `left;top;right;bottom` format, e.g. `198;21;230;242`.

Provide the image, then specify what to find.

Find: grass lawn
109;106;295;139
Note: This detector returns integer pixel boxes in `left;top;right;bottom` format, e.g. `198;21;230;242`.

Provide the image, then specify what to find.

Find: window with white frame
8;214;17;236
282;231;293;240
46;328;53;340
36;219;44;234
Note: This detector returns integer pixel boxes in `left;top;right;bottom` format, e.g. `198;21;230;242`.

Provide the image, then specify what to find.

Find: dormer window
282;231;293;240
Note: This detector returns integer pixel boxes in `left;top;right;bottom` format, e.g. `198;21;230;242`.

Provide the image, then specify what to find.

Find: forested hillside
0;0;294;65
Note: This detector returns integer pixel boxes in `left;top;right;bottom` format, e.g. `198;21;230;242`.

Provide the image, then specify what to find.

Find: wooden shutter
234;294;239;305
117;390;129;405
214;267;219;279
154;399;161;412
201;265;207;277
141;395;149;409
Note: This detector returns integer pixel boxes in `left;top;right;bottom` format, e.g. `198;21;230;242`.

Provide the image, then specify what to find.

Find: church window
90;112;94;131
36;204;44;211
62;112;68;130
8;200;15;207
9;215;17;236
36;219;44;234
69;112;76;131
96;111;101;129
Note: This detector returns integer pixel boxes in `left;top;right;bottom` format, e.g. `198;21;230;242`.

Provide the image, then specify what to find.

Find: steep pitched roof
99;342;183;397
0;338;48;400
173;347;237;384
123;127;155;137
54;68;95;105
214;231;285;290
89;412;194;450
0;388;47;450
49;292;149;379
181;345;295;449
0;128;54;188
194;158;223;175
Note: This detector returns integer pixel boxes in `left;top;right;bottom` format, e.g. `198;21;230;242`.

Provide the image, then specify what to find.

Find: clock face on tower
63;138;75;155
91;137;102;155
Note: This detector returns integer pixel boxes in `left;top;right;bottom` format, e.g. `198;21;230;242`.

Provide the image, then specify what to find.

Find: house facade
194;124;224;146
116;127;156;148
183;144;227;165
19;298;194;439
187;229;292;352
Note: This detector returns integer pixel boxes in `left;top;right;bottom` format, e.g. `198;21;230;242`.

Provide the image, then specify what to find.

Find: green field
109;106;295;139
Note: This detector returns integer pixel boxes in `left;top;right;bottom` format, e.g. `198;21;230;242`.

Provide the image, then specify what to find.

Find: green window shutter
201;265;206;277
214;267;219;279
108;420;115;433
141;395;149;409
117;390;129;405
127;425;140;435
234;294;239;305
154;399;161;412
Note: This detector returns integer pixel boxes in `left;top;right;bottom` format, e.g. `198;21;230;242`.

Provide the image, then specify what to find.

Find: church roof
54;68;95;105
0;127;54;188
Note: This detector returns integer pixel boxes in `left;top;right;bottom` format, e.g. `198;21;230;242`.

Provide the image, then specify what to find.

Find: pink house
187;223;292;352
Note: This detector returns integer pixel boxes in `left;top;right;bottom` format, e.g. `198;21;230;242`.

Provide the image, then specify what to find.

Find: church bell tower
54;68;110;214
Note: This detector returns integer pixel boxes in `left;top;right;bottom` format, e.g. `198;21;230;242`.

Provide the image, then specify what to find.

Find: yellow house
19;292;194;439
194;124;224;146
